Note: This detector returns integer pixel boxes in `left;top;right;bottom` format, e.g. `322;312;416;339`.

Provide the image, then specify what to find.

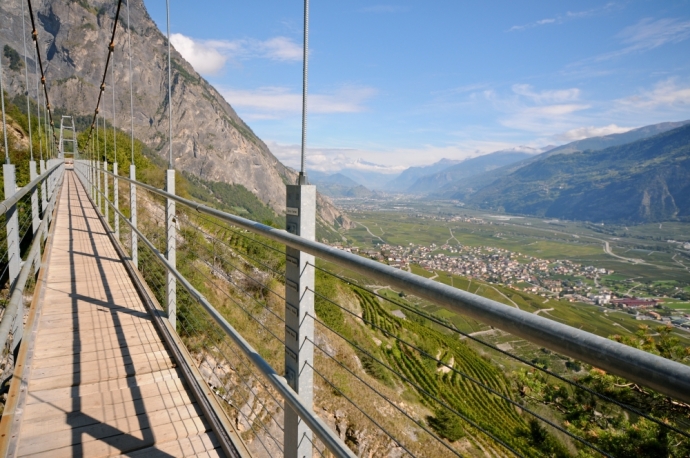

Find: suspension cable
127;0;134;164
85;0;124;145
165;0;173;169
26;0;58;151
111;41;117;163
34;47;43;161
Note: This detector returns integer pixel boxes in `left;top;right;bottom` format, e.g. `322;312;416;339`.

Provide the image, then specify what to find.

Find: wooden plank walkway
4;172;226;457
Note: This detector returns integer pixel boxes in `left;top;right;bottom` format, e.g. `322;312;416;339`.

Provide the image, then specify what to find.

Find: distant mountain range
405;147;548;195
436;121;690;200
309;172;379;198
383;158;463;192
465;123;690;223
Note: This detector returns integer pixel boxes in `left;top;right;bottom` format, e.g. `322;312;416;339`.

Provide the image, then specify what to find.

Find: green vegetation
3;45;23;71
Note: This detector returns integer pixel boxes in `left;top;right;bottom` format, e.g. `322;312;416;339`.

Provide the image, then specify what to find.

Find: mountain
406;149;540;195
437;120;690;199
466;124;690;223
0;0;350;228
383;158;462;192
309;172;378;198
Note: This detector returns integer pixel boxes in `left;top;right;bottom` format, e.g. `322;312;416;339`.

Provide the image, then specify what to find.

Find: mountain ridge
465;123;690;222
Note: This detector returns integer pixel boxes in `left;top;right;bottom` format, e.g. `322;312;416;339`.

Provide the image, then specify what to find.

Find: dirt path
534;307;554;315
355;221;386;244
489;286;520;310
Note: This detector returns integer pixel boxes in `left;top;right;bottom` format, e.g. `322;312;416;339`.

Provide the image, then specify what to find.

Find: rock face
0;0;350;227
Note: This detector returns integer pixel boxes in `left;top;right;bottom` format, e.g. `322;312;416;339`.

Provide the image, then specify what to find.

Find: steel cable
311;263;690;438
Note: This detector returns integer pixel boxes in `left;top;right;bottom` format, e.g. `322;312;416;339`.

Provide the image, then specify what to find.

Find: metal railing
75;160;690;457
0;159;65;394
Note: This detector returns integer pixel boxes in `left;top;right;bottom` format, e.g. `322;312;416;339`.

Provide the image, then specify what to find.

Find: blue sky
143;1;690;174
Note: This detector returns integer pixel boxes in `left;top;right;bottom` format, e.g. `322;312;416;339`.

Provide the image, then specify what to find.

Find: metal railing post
284;182;316;458
104;161;109;226
3;164;20;287
39;159;47;215
97;160;102;213
29;160;39;234
113;162;119;240
166;169;176;330
130;164;137;267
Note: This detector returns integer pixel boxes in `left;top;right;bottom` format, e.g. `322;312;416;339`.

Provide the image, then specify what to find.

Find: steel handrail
0;161;63;217
85;162;690;403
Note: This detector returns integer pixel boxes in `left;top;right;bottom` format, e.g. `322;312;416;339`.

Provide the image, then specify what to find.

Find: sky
143;1;690;175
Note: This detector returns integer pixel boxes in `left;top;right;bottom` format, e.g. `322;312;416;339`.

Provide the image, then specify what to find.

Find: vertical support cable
34;47;43;163
166;0;173;169
1;39;9;164
127;0;137;267
111;37;119;240
285;2;315;456
299;0;309;183
127;0;134;165
104;160;109;225
166;169;176;330
165;0;177;329
21;0;34;161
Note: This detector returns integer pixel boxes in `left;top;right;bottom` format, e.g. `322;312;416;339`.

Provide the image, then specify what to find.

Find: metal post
39;159;47;229
4;164;21;287
130;164;137;267
114;162;119;240
29;161;39;234
166;169;176;330
97;160;102;212
284;183;316;458
104;161;109;226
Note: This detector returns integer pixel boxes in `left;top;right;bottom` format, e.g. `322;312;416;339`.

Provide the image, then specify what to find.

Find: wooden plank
115;432;224;457
10;172;227;457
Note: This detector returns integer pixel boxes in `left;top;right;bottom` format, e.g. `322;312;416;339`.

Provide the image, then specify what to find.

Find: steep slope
440;120;690;199
383;158;462;192
0;0;349;227
466;124;690;223
408;150;535;195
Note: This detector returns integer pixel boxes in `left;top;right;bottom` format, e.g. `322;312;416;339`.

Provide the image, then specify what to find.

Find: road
355;221;386;244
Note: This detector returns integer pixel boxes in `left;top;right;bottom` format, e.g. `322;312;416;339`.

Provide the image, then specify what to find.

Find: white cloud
170;33;302;75
508;3;618;32
512;84;581;104
589;18;690;62
615;78;690;109
555;124;633;141
265;140;520;174
221;85;377;118
170;33;227;75
482;84;590;134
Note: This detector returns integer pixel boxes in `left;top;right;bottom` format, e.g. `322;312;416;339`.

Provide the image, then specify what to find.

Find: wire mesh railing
0;160;65;407
76;160;690;458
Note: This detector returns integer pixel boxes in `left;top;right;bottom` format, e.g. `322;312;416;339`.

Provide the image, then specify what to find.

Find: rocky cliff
0;0;351;228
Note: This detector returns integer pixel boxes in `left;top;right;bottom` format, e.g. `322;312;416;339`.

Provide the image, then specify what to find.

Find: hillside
0;0;350;229
466;124;690;222
437;120;690;199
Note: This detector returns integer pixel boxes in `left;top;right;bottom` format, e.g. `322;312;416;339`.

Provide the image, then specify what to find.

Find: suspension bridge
1;0;690;457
